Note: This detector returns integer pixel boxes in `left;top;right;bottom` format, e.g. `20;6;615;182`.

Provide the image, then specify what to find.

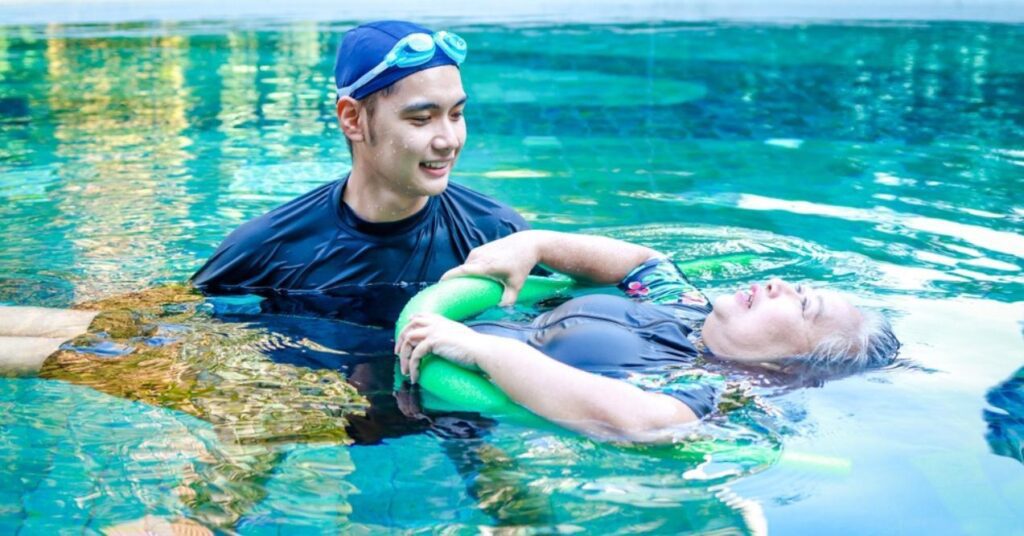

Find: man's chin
419;175;450;196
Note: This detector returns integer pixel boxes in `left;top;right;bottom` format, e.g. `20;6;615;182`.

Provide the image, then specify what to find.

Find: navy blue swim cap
334;20;461;101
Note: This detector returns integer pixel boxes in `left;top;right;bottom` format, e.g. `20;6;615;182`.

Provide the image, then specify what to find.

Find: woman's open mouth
735;284;759;309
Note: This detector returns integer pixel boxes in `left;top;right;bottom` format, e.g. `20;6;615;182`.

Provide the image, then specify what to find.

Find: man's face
701;278;863;362
354;66;467;198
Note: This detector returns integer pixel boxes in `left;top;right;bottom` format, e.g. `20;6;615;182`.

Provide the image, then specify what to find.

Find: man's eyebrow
400;102;440;114
400;96;467;115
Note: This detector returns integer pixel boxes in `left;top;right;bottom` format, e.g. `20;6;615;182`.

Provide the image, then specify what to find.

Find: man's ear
337;97;365;143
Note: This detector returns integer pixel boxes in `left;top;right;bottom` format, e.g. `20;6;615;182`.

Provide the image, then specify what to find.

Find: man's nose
432;119;460;152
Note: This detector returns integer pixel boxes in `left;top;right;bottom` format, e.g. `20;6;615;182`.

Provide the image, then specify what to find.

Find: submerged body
28;286;368;444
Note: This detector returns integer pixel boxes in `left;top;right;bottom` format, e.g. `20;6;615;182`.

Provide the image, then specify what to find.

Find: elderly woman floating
397;231;900;441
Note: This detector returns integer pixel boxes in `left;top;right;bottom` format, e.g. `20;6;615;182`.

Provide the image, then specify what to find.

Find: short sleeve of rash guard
627;370;722;419
617;257;711;308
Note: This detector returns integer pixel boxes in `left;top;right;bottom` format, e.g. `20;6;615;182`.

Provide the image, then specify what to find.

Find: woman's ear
336;97;365;143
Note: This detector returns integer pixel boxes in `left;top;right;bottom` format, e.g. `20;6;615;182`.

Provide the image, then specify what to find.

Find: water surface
0;19;1022;534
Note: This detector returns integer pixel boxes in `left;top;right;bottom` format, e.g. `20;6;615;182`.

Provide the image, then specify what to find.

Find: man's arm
531;230;661;284
190;235;257;293
442;230;662;305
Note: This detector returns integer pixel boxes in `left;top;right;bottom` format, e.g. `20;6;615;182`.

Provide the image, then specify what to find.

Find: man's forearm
526;231;661;284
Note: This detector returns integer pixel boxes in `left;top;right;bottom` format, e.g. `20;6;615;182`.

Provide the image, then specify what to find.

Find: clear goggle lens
391;33;436;67
434;31;467;64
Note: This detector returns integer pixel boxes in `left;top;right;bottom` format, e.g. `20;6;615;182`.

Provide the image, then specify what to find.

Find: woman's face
701;278;862;362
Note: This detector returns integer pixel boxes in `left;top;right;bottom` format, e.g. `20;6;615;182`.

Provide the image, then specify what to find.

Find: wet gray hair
801;309;900;371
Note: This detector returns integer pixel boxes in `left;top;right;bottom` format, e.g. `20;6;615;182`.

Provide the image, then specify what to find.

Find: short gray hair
800;309;900;371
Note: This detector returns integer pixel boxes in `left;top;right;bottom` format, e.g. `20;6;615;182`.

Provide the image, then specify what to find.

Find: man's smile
419;159;453;176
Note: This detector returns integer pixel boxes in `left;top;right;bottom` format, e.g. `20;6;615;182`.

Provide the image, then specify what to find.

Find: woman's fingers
397;314;446;380
397;314;482;382
443;266;522;307
499;279;524;306
395;314;435;352
408;337;435;384
397;321;433;376
398;336;416;376
398;326;427;354
395;317;417;353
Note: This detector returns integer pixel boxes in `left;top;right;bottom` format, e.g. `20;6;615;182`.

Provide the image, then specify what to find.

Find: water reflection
0;22;345;303
0;378;305;532
423;426;775;534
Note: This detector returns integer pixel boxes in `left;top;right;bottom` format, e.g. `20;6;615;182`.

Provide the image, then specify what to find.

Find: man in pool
1;20;528;386
186;20;546;446
396;230;901;441
191;20;531;328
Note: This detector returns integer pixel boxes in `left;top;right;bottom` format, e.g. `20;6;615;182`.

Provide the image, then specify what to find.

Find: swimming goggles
337;31;467;99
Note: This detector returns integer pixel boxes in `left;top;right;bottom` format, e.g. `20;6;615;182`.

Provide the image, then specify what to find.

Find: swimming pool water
1;19;1022;534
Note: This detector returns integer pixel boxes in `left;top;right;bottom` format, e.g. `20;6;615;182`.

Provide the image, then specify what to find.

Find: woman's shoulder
618;257;711;309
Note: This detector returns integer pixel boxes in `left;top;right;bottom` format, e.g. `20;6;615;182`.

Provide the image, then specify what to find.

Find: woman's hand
441;231;541;306
395;313;491;384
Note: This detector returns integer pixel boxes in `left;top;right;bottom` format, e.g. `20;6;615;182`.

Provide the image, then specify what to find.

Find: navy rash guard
191;176;531;327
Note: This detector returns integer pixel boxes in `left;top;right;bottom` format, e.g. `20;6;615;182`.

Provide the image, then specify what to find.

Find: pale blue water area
0;17;1022;534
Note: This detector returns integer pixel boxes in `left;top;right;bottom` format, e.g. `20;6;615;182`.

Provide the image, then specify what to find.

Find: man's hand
395;313;492;384
441;231;541;306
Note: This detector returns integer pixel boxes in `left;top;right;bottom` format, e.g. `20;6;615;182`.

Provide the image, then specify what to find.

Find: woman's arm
442;230;662;305
397;314;698;442
478;336;699;441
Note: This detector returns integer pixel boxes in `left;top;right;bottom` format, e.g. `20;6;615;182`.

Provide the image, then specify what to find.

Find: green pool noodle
395;254;850;473
395;274;571;425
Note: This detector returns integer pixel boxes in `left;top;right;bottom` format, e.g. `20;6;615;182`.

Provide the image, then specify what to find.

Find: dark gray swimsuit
469;258;721;418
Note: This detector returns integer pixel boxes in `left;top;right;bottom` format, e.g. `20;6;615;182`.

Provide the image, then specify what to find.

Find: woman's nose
765;278;792;298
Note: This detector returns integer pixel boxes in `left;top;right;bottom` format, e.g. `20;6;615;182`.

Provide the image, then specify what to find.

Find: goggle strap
337;59;390;98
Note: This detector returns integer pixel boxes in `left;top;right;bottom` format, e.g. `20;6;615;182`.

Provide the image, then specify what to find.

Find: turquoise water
1;19;1023;533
